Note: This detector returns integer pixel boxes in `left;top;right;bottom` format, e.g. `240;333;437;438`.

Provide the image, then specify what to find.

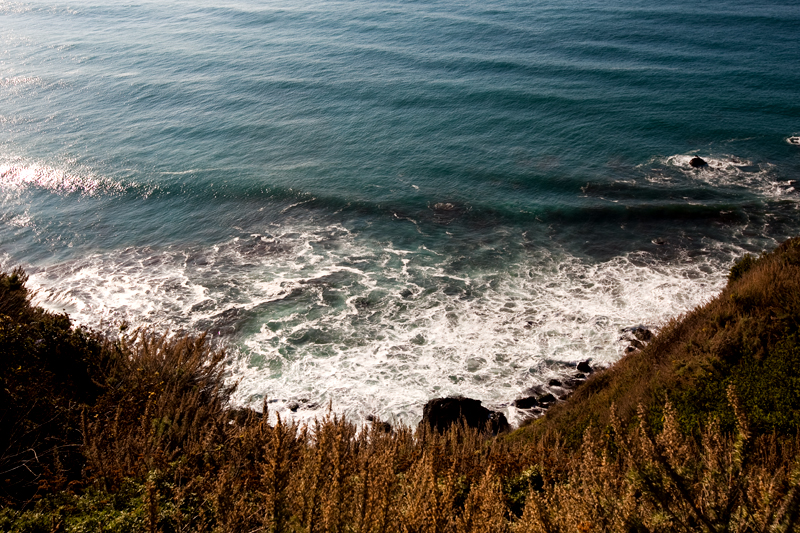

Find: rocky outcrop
512;396;540;409
621;325;654;354
429;202;466;224
689;156;708;168
421;396;509;435
511;362;595;418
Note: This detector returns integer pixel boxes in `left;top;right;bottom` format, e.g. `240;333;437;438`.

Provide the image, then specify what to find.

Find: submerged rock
513;391;559;410
689;156;708;168
429;202;466;224
511;366;595;423
433;202;458;212
564;376;587;388
421;396;509;435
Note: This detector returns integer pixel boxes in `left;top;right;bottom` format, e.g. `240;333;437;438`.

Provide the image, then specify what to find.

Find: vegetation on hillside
519;237;800;445
2;239;800;531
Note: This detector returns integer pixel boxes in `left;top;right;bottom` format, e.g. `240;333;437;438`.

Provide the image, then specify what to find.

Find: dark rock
513;396;539;409
433;202;458;212
285;398;316;412
354;297;372;309
564;378;585;388
789;136;800;146
537;393;557;405
422;396;509;434
577;360;592;373
430;202;466;224
689;156;708;168
575;373;586;379
366;415;392;433
548;379;563;387
631;326;653;342
625;340;645;353
487;411;509;434
620;326;654;354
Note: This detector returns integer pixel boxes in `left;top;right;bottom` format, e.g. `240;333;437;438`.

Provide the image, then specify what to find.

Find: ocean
1;0;799;425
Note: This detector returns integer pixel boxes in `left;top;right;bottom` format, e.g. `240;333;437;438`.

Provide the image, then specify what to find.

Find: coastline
3;237;800;529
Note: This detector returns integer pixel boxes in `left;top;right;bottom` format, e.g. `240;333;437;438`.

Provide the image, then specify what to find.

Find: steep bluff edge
511;237;800;446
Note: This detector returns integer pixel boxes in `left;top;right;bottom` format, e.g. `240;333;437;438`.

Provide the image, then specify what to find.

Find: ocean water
2;0;799;425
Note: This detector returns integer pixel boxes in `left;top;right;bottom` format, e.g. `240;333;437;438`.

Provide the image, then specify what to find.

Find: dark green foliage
0;267;31;318
0;269;109;505
733;333;800;432
669;332;800;434
0;481;146;533
728;253;757;283
502;465;543;517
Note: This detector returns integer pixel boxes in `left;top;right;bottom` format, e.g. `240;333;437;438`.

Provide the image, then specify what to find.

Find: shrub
0;269;108;505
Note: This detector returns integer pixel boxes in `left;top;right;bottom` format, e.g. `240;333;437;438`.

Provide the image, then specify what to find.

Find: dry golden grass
515;394;800;533
69;328;799;532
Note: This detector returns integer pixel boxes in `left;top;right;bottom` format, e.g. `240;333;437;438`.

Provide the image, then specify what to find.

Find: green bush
0;269;109;505
728;253;757;283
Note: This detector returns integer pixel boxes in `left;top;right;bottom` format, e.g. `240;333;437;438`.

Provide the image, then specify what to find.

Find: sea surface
2;0;799;425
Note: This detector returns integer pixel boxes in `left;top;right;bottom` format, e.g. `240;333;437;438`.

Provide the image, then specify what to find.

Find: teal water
2;0;799;424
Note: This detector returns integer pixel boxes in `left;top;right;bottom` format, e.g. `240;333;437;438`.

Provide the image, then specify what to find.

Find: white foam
2;211;32;228
788;136;800;146
647;154;796;199
0;163;127;197
22;223;739;428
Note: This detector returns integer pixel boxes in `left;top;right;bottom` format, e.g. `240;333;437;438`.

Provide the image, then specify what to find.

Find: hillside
1;240;800;531
516;237;800;445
